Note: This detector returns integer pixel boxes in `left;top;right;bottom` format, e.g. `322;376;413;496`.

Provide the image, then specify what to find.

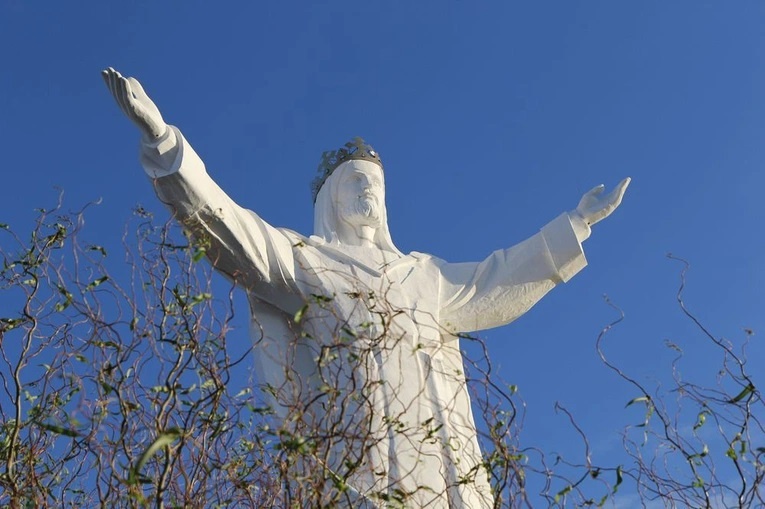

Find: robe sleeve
437;213;588;334
139;126;303;314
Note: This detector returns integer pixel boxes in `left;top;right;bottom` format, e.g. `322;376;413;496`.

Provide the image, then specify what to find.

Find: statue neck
335;223;376;248
354;224;376;247
331;224;400;268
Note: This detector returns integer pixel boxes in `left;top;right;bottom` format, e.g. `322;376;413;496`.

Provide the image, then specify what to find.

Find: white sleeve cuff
540;213;588;283
139;125;181;178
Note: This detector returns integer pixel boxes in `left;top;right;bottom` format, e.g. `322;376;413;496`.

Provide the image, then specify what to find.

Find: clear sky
2;0;764;505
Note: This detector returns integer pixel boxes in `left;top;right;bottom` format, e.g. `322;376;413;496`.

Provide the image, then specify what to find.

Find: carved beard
341;194;381;227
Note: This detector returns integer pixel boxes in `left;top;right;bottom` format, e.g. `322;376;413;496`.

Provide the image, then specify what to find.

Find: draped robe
140;127;589;508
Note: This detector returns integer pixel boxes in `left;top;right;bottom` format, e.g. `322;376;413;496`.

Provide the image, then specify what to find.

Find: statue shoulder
409;250;443;262
408;251;447;269
276;227;310;247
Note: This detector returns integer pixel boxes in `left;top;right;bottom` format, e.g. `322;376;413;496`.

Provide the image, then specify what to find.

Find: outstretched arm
439;178;631;333
101;67;301;312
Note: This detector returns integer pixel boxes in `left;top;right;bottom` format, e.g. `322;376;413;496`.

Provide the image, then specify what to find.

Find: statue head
332;160;385;230
311;137;383;203
312;139;401;256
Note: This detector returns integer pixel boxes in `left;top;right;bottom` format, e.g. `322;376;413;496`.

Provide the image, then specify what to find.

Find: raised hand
102;67;167;139
576;177;631;226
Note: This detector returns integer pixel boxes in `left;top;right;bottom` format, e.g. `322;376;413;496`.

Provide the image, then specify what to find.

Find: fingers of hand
616;178;630;197
105;68;127;112
128;77;146;101
610;178;631;206
102;68;136;118
106;67;124;109
102;68;119;101
109;68;123;94
123;78;135;103
100;69;112;91
589;184;605;196
114;76;132;116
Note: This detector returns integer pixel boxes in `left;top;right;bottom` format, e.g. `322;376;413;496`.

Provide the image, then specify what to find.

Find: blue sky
2;0;764;504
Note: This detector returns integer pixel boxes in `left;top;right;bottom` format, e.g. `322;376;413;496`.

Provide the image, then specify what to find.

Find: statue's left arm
438;179;629;334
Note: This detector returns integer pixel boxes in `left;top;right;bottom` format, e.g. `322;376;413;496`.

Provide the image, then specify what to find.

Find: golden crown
311;137;383;203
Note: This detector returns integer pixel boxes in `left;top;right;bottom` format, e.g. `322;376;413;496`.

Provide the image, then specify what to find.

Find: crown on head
311;137;383;203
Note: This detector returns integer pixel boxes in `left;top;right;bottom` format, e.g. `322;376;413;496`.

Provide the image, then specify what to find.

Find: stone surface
103;67;630;508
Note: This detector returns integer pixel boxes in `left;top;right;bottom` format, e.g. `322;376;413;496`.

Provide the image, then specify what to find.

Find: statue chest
293;246;444;353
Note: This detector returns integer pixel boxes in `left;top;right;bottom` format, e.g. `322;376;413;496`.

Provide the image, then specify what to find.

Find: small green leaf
179;383;197;395
192;247;206;262
87;245;107;256
36;421;80;437
55;285;73;311
688;444;710;460
92;340;119;350
128;429;181;485
85;276;108;292
613;465;623;493
294;304;309;323
625;395;650;408
0;317;25;331
341;326;358;339
728;383;755;404
235;388;251;398
188;292;212;307
121;400;140;412
554;485;572;503
693;411;709;430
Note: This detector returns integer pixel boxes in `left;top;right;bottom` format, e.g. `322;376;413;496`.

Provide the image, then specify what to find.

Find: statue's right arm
102;68;301;311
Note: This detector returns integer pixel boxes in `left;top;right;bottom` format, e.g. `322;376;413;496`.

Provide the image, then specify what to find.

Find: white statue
102;67;629;508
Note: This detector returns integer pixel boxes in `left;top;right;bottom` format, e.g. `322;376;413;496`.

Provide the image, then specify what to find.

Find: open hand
102;67;167;139
576;177;631;226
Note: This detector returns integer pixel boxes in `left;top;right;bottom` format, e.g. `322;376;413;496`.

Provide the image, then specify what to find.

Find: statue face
334;160;385;229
